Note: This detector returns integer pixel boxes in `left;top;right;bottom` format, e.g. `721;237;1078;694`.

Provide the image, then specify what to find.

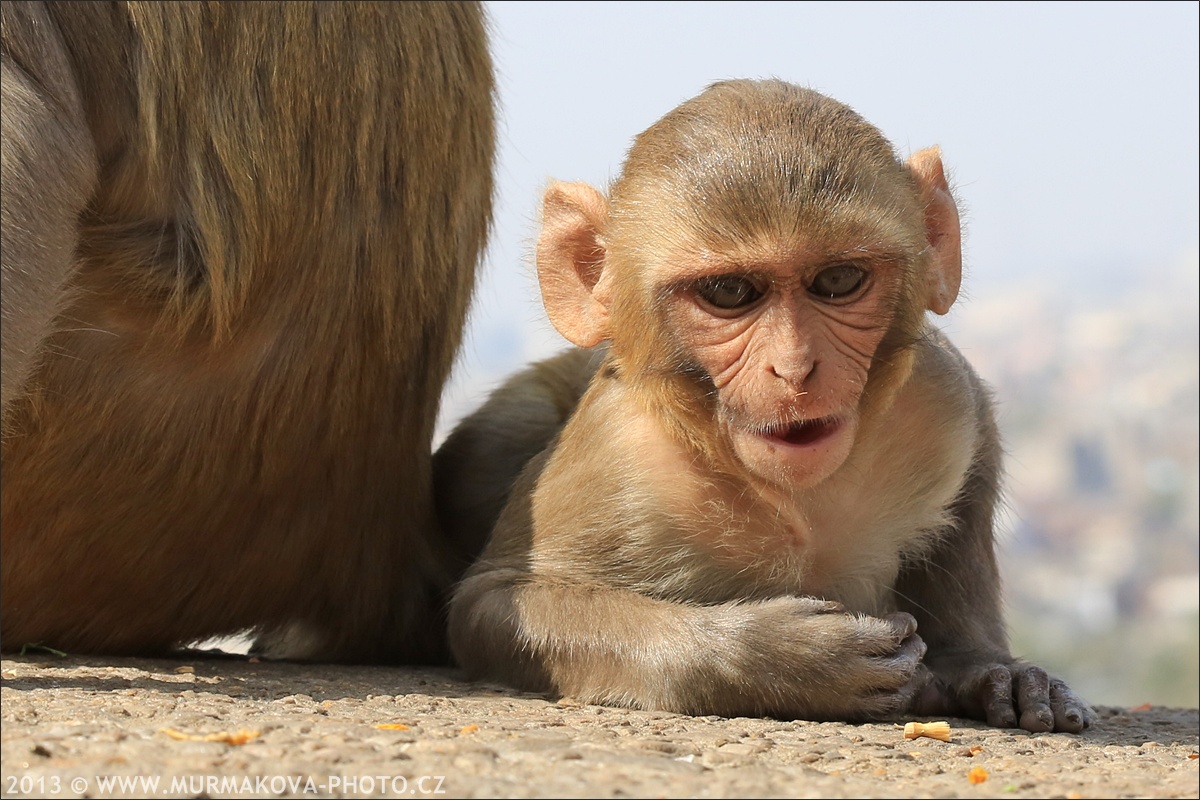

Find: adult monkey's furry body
1;1;495;662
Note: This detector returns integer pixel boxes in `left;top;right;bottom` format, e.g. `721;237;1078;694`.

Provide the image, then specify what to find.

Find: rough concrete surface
1;656;1196;799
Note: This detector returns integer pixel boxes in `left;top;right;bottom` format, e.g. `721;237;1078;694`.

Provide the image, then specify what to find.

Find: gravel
2;656;1196;799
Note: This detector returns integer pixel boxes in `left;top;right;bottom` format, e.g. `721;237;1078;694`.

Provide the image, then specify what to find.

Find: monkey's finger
978;664;1018;729
1048;677;1093;733
880;612;918;641
862;633;928;695
892;663;932;711
861;640;932;715
1014;665;1054;733
892;632;927;668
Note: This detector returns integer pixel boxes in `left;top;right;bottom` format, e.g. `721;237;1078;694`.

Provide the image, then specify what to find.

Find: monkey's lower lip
761;416;842;447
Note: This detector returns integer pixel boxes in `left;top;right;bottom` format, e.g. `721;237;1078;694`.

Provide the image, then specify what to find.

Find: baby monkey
436;79;1092;731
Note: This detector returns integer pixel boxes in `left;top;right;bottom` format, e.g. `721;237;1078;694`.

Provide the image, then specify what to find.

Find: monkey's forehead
611;136;920;252
606;179;926;273
624;142;914;213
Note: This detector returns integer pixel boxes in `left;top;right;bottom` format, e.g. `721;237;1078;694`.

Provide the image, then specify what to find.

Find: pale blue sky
442;1;1199;421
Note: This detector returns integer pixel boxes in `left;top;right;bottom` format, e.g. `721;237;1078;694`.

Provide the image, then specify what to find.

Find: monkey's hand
713;598;929;721
911;655;1095;733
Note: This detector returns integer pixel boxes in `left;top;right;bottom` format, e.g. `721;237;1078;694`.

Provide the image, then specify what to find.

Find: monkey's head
537;80;961;488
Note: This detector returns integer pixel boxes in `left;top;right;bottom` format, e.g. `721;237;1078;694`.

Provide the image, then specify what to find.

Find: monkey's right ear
537;182;613;348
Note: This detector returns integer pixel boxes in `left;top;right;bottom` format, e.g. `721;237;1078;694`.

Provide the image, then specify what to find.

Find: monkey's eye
809;264;866;301
694;276;764;311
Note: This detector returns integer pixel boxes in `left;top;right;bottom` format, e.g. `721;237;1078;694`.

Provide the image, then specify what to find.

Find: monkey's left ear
907;147;962;315
537;181;613;348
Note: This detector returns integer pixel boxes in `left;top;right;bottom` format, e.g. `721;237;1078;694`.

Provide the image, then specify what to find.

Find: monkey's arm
894;374;1094;733
450;563;928;721
0;2;97;413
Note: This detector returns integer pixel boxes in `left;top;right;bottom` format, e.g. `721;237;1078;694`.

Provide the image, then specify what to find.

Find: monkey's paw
912;658;1095;733
730;600;929;721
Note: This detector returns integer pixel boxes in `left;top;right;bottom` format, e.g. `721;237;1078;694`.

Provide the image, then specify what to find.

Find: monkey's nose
770;358;815;389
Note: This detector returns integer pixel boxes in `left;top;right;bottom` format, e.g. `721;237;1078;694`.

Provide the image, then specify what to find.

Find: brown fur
0;1;495;662
440;81;1092;730
434;346;606;567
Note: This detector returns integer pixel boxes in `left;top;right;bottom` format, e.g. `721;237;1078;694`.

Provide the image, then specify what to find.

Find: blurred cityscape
944;249;1199;708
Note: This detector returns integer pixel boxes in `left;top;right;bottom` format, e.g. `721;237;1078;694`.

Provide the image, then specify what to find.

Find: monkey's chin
731;414;857;489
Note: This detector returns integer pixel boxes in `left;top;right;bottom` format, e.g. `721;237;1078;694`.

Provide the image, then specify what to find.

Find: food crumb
158;728;260;746
967;766;989;784
904;721;951;742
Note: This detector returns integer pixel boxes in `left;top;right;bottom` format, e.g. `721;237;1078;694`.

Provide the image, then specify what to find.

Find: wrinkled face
654;242;903;488
562;84;952;490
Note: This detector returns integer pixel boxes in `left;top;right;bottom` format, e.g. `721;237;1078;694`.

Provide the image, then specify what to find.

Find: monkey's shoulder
909;325;994;421
862;326;987;477
813;330;989;533
903;324;999;454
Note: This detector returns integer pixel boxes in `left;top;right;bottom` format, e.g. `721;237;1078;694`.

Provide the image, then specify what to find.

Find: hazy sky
441;1;1199;423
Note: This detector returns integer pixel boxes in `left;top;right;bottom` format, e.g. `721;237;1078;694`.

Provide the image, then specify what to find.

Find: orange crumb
969;745;984;756
159;728;260;745
223;730;260;746
459;724;480;735
1187;753;1198;760
375;723;410;731
1129;703;1153;712
967;766;988;784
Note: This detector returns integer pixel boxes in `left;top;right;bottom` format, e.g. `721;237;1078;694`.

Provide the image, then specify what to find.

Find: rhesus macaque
439;80;1093;731
0;2;494;662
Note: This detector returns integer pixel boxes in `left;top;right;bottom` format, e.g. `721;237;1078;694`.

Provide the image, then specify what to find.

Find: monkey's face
657;248;902;488
536;82;958;494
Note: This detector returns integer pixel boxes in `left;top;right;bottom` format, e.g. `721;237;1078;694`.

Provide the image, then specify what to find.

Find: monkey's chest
679;485;951;613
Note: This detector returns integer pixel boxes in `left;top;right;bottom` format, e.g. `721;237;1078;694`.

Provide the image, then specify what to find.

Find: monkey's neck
624;370;743;476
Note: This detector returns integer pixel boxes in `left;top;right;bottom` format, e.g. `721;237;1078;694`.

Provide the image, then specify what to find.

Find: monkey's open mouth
761;416;841;447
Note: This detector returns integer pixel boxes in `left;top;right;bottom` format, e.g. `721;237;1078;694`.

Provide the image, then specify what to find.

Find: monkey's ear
907;147;962;316
537;181;613;348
